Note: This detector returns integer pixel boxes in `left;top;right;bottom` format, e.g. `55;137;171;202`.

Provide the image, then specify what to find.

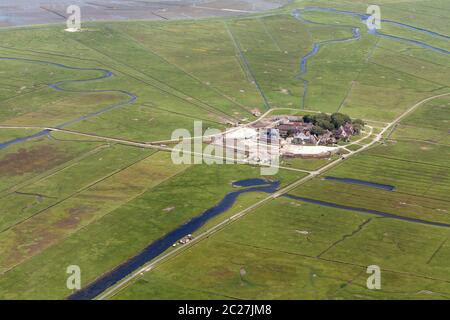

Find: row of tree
302;113;365;136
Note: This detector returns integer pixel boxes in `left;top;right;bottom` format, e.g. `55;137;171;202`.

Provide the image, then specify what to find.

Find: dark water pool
232;178;271;187
324;176;396;191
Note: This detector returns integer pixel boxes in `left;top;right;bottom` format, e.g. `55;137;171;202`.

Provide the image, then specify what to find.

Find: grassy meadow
0;0;449;299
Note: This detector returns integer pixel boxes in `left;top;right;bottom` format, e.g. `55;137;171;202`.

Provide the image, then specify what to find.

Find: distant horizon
0;0;287;27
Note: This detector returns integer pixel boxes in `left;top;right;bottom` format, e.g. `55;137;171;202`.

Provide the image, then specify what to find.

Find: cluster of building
272;116;356;145
216;114;362;160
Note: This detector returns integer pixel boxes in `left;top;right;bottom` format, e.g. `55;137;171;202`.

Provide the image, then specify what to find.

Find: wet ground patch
0;144;69;177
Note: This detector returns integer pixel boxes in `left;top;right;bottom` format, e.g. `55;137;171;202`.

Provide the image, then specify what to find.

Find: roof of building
225;127;258;139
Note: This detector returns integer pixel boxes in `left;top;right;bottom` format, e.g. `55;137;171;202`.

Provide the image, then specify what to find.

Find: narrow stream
1;8;449;148
292;7;450;109
0;57;136;150
284;194;450;228
68;178;280;300
323;176;396;191
2;6;449;300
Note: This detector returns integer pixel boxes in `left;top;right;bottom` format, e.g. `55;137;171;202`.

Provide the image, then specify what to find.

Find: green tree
310;125;326;136
352;119;365;134
331;113;351;129
313;113;332;124
316;119;334;131
303;114;314;123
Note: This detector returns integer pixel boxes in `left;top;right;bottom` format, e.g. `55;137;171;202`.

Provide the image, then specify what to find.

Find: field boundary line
140;103;225;126
427;237;448;264
0;153;192;276
224;21;271;109
258;18;282;52
70;36;238;122
317;218;372;258
0;149;159;235
0;143;111;198
114;24;254;115
223;239;450;285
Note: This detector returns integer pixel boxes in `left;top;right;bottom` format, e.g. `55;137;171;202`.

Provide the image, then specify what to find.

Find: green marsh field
0;0;449;300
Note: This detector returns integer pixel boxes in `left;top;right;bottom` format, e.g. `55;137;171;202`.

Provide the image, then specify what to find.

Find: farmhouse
260;128;280;142
273;112;363;146
277;122;313;138
318;131;337;145
239;112;365;159
292;132;317;145
214;112;363;161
